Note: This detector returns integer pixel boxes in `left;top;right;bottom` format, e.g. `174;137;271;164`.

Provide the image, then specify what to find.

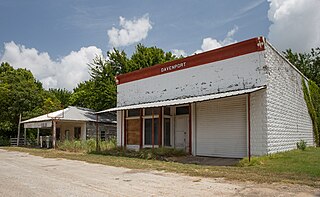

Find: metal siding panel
100;87;265;113
196;95;247;158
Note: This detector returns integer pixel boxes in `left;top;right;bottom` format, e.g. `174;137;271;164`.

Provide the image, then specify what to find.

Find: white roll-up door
196;95;247;158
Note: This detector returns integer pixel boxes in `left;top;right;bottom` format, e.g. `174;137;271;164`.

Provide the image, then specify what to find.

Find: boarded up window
127;119;141;145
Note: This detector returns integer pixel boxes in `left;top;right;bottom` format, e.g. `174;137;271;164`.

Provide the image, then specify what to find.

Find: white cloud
267;0;320;52
0;42;102;90
107;14;152;47
194;26;239;54
171;49;187;57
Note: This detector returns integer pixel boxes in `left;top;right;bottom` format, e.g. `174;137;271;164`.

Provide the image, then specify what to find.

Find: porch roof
21;106;116;128
97;86;265;113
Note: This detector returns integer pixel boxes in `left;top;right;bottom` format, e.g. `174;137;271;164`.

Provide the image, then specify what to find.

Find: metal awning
97;86;265;113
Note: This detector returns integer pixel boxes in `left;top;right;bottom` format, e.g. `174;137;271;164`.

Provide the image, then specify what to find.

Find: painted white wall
250;89;268;156
265;43;314;154
57;121;86;140
116;111;123;146
82;123;87;140
117;51;267;107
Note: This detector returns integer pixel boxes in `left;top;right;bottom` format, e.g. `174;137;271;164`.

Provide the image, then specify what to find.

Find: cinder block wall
265;43;313;154
250;89;268;156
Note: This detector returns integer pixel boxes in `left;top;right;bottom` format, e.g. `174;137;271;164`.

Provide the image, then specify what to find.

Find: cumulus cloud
267;0;320;52
0;42;102;90
194;26;239;54
171;49;187;57
107;14;152;47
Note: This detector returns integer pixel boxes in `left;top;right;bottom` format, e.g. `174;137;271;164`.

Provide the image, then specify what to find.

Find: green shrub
297;140;307;151
0;136;10;146
57;138;116;153
95;147;187;160
100;137;117;151
57;139;87;152
302;80;320;146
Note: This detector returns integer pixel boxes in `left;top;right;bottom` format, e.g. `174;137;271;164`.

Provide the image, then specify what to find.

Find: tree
0;62;62;139
48;88;72;107
70;44;178;111
129;43;177;72
284;48;320;86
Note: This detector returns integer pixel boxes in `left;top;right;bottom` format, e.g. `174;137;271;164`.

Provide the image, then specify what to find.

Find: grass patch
2;146;320;187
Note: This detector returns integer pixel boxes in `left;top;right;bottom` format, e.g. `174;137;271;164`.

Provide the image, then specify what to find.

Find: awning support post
52;120;56;149
140;109;143;149
96;114;100;152
188;103;192;155
248;94;251;162
37;128;40;146
152;110;154;149
24;128;27;146
124;112;127;149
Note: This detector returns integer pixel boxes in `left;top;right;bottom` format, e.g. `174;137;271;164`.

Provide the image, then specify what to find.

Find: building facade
101;37;314;158
22;106;117;147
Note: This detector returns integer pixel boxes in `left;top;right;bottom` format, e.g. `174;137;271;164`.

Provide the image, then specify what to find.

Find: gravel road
0;149;318;197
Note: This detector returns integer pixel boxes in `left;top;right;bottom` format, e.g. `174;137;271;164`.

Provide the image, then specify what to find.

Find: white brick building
99;37;314;158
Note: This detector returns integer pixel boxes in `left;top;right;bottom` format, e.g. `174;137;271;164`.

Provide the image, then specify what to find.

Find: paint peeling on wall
117;51;267;107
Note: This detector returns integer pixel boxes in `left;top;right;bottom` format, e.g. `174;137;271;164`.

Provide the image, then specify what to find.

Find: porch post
152;110;154;149
52;120;56;149
248;94;251;162
17;113;21;146
159;107;162;147
188;103;192;155
124;111;127;148
24;128;27;146
37;128;40;145
96;114;100;152
140;109;143;149
120;111;123;148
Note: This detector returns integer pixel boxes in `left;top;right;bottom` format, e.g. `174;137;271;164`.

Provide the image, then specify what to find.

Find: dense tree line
0;62;68;141
0;44;177;142
69;44;177;111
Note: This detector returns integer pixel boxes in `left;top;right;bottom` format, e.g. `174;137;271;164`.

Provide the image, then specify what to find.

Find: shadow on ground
168;156;240;166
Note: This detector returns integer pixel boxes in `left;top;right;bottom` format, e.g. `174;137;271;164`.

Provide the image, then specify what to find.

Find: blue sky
0;0;319;90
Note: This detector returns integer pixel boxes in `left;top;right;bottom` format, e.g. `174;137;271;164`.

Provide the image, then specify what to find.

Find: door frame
174;114;189;150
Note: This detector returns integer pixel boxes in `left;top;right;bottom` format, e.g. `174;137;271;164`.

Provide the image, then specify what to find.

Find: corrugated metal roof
97;86;266;113
21;106;116;124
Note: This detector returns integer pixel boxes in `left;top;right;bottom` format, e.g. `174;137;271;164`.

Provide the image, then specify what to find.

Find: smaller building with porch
21;106;116;148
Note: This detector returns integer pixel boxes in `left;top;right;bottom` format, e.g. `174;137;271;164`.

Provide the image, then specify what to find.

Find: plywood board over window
127;119;141;145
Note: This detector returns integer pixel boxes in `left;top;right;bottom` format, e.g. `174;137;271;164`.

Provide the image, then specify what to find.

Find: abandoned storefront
21;106;116;148
98;37;314;158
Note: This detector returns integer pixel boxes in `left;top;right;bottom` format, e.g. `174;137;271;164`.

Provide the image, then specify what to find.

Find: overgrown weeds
57;138;117;153
94;147;187;160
